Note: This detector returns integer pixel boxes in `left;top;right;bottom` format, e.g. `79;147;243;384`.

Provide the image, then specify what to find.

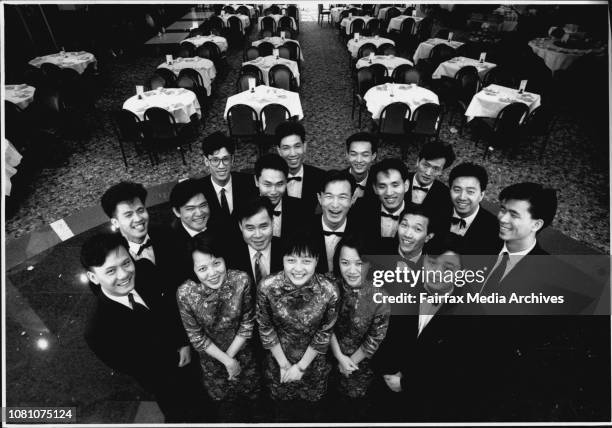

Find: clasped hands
337;354;359;377
279;362;305;383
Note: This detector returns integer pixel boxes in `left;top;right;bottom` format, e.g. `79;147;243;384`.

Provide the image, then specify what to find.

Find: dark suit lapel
203;176;222;213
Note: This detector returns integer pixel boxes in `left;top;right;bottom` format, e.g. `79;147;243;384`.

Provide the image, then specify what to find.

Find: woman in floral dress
256;233;339;421
177;234;260;419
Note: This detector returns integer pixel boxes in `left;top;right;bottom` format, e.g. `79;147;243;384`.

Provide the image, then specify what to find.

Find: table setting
28;51;97;74
123;87;201;123
387;15;423;33
464;84;541;122
528;37;605;72
356;54;413;73
4;84;36;110
347;36;395;58
252;36;304;61
157;56;215;95
363;83;439;119
242;55;300;86
224;84;303;119
340;16;375;35
180;35;228;52
432;56;497;79
220;13;251;33
258;14;297;30
413;38;464;64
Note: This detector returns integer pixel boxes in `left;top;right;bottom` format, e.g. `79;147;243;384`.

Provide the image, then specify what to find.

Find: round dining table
387;15;423;34
258;14;297;30
347;36;395;58
356;55;413;73
181;35;228;53
413;38;464;64
432;56;497;80
340;16;375;35
123;87;201;124
5;84;36;110
528;37;605;72
464;84;541;122
224;85;303;120
364;83;439;119
220;13;251;33
28;51;97;74
242;55;300;86
252;37;304;61
157;57;215;95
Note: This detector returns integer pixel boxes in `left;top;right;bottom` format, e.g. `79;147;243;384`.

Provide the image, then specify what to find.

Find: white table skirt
432;57;496;80
258;15;297;30
464;84;541;122
340;16;374;35
387;15;422;34
356;55;413;73
364;83;439;119
4;84;36;110
29;51;97;75
224;85;303;120
252;37;304;61
347;36;395;58
123;88;201;124
181;35;228;53
413;38;464;64
242;55;300;86
527;37;602;72
220;14;251;33
158;57;215;96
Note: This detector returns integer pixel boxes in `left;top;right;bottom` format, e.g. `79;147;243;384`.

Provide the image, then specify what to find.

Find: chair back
399;17;414;35
524;105;555;137
269;5;281;15
349;18;365;35
155;67;178;87
147;74;166;90
201;41;221;63
392;64;421;85
261;16;276;32
260;29;274;38
209;16;225;33
286;5;298;20
411;103;442;136
144;106;179;138
227;15;243;34
377;43;397;56
278;46;291;60
455;66;480;103
257;41;275;57
357;42;377;59
379;102;411;135
282;41;300;62
415;16;433;41
40;62;62;85
403;7;415;16
455;42;480;60
223;5;235;14
279;16;293;30
495;102;530;135
365;18;382;36
113;109;144;141
227;104;259;137
240;64;264;83
236;74;262;93
348;7;361;16
245;46;260;61
355;67;375;96
429;43;456;67
368;63;388;85
269;64;294;91
188;28;203;38
261;103;291;135
385;7;401;21
178;68;204;89
237;6;250;16
278;27;296;39
483;66;517;88
177;42;195;58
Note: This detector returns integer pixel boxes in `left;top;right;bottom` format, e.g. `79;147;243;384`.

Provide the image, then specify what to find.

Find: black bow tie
381;211;400;220
451;217;467;229
287;176;302;182
356;184;366;191
323;230;344;237
136;239;153;256
413;186;429;192
273;210;281;217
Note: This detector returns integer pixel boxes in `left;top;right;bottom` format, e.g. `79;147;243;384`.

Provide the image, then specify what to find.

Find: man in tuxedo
200;131;257;241
344;132;377;203
407;142;455;243
101;181;181;293
308;169;357;273
351;158;410;254
447;162;501;255
227;197;283;289
82;233;212;422
253;153;311;246
274;121;325;214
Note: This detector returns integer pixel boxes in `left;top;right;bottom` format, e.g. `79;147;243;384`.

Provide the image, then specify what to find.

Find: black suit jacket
296;164;325;214
278;195;313;244
349;197;402;255
343;166;376;202
307;214;361;274
407;173;453;241
226;238;284;293
147;224;185;293
448;206;502;256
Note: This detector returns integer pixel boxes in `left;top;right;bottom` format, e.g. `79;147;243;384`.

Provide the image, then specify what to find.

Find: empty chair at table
257;41;275;57
349;19;366;39
227;104;260;146
244;46;260;61
394;18;415;52
223;5;235;14
60;67;93;110
352;67;376;127
317;3;331;26
279;16;294;32
177;68;208;106
482;66;517;88
155;67;178;87
278;26;296;39
260;16;276;33
269;64;296;91
410;103;443;143
392;64;421;85
277;45;291;60
286;5;299;24
198;42;222;65
522;105;557;160
476;102;530;159
227;15;245;45
260;103;291;155
419;43;456;84
282;41;301;64
378;101;412;159
240;64;264;83
177;41;196;58
111;109;148;167
208;15;225;36
376;43;396;56
455;42;481;60
368;63;389;85
236;73;262;93
384;7;401;25
348;7;361;16
147;74;166;90
365;18;382;36
446;65;480;134
237;6;250;16
403;7;415;16
435;28;450;39
268;5;281;15
143;106;193;165
357;42;377;59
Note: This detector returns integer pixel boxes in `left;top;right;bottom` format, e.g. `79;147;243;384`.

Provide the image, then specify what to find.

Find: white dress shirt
381;201;404;238
272;199;283;238
481;239;537;291
410;176;432;205
287;165;304;199
127;234;156;264
449;206;480;237
182;222;206;238
351;170;369;200
322;217;347;272
248;245;271;280
211;176;234;214
101;288;149;310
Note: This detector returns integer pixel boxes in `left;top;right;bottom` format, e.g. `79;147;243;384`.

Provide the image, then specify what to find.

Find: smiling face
318;180;352;230
239;208;273;251
256;168;287;207
173;193;210;233
423;251;461;294
111;198;149;244
277;134;306;173
192;251;227;289
283;253;317;287
450;176;484;218
87;246;135;297
338;246;369;288
374;169;409;212
347;141;376;178
204;147;233;186
497;199;542;249
415;157;446;187
397;213;434;258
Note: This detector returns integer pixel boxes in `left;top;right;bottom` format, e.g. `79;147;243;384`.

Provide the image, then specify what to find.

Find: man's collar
412;175;433;190
248;244;271;260
501;238;537;256
382;200;405;215
211;175;233;192
288;165;304;178
321;216;347;232
182;221;206;237
127;234;151;252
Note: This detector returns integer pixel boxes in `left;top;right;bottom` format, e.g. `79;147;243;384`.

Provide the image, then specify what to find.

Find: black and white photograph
2;1;610;425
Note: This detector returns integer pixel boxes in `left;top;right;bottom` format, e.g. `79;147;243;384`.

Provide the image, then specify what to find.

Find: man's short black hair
418;142;456;169
499;182;557;230
370;158;410;182
448;162;488;191
101;182;147;218
319;169;357;194
274;121;305;146
254;153;289;179
169;179;206;210
80;232;129;270
202;131;235;157
345;132;378;153
399;203;436;234
236;196;274;224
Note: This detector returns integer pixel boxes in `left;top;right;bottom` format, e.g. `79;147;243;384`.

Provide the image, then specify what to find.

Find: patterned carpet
5;10;610;254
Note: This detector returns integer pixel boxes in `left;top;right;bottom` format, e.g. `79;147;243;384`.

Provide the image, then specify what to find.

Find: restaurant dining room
2;1;610;425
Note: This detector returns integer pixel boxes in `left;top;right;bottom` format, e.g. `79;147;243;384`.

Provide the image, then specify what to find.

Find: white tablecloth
123;88;201;124
224;85;303;120
413;38;464;64
4;139;22;196
340;16;374;35
387;15;423;33
464;84;541;122
258;14;297;30
432;57;496;79
220;14;251;33
29;51;97;75
356;55;413;73
229;4;256;17
158;57;215;96
364;83;439;119
242;55;300;86
527;37;603;72
377;6;406;19
331;7;349;23
347;36;395;58
181;35;228;52
4;84;36;110
252;37;304;61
